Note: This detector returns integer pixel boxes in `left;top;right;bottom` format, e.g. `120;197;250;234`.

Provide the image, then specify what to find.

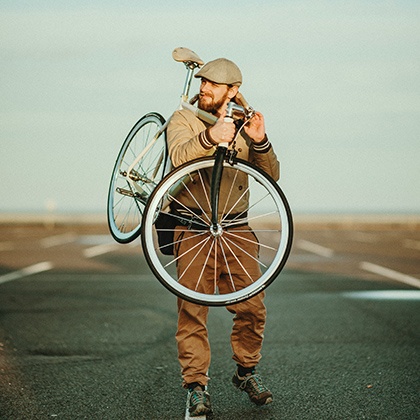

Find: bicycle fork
209;102;243;236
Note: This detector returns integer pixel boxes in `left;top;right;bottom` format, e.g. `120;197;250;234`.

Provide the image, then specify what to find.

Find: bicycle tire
107;112;167;243
141;156;293;306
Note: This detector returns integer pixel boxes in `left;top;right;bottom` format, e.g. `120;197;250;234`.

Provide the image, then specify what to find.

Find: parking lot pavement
0;220;419;419
1;218;419;286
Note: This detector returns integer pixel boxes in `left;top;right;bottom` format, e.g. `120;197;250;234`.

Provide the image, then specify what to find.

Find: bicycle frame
124;51;253;223
110;47;293;305
210;102;245;233
125;60;218;198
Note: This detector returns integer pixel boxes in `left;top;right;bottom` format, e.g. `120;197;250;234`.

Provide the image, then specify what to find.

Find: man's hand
209;109;236;144
244;111;266;143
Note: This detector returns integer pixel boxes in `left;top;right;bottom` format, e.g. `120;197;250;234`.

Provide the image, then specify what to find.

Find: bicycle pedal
116;187;134;197
116;187;148;200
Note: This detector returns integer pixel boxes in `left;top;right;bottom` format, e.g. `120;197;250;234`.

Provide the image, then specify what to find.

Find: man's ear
227;85;239;100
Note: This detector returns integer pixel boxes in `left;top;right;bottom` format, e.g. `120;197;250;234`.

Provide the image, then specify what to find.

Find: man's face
198;78;230;115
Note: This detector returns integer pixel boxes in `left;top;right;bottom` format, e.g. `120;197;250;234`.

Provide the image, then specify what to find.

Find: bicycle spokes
107;113;167;243
141;157;293;306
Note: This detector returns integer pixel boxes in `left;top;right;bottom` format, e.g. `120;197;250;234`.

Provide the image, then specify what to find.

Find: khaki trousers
174;226;267;387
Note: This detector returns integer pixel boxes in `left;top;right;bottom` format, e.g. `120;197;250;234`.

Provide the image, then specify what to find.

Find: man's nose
201;80;210;92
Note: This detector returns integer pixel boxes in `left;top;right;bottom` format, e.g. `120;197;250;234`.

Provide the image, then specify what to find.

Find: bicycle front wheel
141;156;293;306
107;112;167;243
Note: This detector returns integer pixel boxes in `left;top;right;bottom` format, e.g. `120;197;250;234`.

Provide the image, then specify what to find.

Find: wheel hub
210;223;223;237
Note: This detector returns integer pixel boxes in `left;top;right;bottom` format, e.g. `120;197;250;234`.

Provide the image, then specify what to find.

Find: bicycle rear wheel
108;112;167;243
141;156;293;306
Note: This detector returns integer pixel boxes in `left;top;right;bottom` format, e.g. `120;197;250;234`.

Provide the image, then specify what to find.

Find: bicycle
107;47;293;306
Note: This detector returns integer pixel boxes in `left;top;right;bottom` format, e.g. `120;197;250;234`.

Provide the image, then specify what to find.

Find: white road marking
360;262;420;289
40;233;77;248
296;239;334;258
342;290;420;300
0;261;53;285
83;244;120;258
78;235;115;245
348;232;377;243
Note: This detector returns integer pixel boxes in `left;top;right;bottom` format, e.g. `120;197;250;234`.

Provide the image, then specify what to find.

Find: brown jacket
167;108;280;217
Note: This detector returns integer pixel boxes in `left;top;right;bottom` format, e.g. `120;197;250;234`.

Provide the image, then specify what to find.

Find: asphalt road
0;222;419;419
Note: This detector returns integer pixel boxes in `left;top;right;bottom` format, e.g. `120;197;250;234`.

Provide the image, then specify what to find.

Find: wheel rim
108;113;166;243
142;157;293;306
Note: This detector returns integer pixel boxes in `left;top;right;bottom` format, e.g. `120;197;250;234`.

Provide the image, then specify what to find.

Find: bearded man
166;57;279;417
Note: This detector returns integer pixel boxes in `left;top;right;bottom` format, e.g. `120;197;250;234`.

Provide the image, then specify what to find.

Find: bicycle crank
119;169;154;184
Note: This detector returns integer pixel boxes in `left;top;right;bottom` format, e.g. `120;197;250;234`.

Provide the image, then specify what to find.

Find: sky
1;0;419;215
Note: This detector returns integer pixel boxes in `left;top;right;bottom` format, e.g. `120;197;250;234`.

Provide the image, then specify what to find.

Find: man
167;57;280;417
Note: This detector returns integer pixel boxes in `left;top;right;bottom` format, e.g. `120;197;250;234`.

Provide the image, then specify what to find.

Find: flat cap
195;58;242;86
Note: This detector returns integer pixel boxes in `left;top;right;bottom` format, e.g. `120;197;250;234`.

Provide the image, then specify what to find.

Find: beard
198;91;229;115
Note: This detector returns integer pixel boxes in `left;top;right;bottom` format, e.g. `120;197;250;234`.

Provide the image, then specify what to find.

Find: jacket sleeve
248;136;280;181
167;110;214;168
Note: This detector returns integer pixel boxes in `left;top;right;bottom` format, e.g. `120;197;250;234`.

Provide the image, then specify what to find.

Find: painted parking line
83;244;120;258
0;261;53;285
342;290;420;300
348;231;377;243
360;261;420;289
296;239;334;258
40;233;78;248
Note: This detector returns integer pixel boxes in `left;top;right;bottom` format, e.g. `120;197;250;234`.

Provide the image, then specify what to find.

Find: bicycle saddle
172;47;204;66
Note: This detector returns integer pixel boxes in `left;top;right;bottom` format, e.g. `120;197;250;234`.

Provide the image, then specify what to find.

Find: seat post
180;63;197;103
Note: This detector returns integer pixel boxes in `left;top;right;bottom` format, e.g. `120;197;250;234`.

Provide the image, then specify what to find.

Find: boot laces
240;373;267;395
189;389;206;406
